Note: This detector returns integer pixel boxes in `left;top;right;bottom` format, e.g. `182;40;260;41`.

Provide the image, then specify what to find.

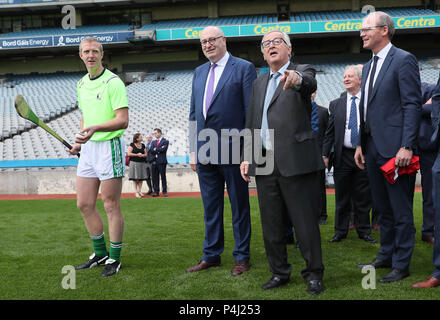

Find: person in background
127;132;147;198
323;65;375;244
416;82;437;244
411;73;440;288
144;133;154;196
151;128;169;197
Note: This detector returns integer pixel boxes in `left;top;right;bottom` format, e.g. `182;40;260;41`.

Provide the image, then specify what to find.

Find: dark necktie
348;96;359;147
311;101;319;133
365;55;379;134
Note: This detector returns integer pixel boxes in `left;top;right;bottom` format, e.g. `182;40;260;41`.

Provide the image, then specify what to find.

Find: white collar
374;42;392;61
211;52;230;67
270;61;290;77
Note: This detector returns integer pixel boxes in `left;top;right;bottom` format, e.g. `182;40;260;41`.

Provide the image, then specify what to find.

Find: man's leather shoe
152;193;159;197
186;260;221;273
379;268;409;283
329;234;345;243
307;280;324;295
356;258;392;269
411;276;440;288
231;261;250;276
422;235;434;244
360;235;377;243
261;275;289;290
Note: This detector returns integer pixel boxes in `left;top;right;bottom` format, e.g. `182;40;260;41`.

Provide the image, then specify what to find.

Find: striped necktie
311;101;319;133
348;96;359;147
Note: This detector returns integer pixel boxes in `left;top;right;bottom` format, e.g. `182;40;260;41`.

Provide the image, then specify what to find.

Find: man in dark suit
286;90;328;243
312;91;329;225
241;30;324;295
323;65;375;244
187;26;257;276
412;73;440;288
354;12;421;283
144;133;154;195
417;82;437;244
151;128;169;197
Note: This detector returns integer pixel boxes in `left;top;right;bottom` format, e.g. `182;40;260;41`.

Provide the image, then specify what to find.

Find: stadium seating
289;8;438;22
1;58;439;164
0;72;81;140
138;15;278;31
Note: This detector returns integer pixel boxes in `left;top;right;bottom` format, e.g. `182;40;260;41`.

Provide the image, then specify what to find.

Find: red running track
0;188;422;200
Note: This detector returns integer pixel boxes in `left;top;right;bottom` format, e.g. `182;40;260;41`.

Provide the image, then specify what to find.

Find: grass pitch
0;193;438;300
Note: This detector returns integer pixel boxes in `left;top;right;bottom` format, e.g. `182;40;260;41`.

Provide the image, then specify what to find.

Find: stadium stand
1;0;440;173
1;58;439;165
138;14;278;30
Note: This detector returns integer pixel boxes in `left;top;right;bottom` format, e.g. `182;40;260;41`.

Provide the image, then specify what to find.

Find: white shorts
77;136;125;181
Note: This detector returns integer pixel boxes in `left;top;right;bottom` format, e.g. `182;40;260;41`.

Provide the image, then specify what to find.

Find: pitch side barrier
0;30;133;50
0;155;189;168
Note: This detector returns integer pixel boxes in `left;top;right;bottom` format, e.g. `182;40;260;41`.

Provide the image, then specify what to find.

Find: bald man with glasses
187;26;257;276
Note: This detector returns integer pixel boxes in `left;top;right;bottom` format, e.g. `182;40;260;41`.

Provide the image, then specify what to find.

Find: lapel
208;53;235;109
268;62;294;110
368;45;395;104
197;62;211;119
337;92;348;128
335;92;347;143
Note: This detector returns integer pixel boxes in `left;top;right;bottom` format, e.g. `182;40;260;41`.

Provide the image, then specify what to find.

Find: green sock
91;233;108;257
109;241;122;262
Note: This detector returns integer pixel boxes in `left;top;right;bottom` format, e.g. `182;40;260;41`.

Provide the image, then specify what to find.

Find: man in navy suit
417;83;437;244
355;12;422;283
412;73;440;288
187;26;257;276
151;128;169;197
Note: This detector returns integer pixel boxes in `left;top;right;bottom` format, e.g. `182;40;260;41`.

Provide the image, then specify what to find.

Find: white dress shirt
363;42;392;120
203;52;230;119
344;91;361;148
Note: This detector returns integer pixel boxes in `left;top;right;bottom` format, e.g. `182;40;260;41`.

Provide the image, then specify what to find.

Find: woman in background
127;133;147;198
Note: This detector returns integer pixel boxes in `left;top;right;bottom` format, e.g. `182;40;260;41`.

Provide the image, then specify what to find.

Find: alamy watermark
361;265;376;290
61;265;76;290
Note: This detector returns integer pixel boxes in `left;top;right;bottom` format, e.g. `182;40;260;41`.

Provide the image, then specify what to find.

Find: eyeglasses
261;37;286;48
200;36;223;46
359;25;386;34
